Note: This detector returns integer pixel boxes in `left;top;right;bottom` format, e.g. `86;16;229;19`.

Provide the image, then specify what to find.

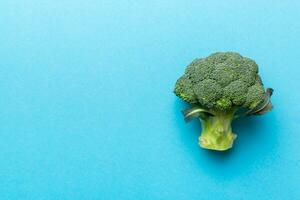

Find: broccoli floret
174;52;273;151
193;79;223;109
223;80;248;105
244;78;265;109
174;75;198;104
216;98;232;111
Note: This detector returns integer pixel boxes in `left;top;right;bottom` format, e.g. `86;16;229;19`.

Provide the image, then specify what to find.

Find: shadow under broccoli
174;52;273;151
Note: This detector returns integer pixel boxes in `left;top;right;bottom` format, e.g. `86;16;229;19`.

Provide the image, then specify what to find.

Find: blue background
0;0;299;199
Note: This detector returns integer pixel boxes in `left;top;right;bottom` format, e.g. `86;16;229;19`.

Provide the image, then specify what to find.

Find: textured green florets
174;75;198;103
174;52;266;112
193;79;223;108
216;98;232;111
244;79;265;109
223;80;248;105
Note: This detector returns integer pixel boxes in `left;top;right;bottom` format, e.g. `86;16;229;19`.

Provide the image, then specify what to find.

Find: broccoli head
174;52;273;151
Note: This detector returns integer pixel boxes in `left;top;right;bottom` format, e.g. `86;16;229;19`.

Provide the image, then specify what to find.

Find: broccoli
174;52;273;151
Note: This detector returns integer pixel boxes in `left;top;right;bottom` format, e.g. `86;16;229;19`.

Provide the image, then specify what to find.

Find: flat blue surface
0;1;299;199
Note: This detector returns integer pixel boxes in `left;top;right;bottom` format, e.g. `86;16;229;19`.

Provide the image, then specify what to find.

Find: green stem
199;111;236;151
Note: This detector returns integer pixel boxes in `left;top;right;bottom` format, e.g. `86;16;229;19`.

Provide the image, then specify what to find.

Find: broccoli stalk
199;111;236;151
